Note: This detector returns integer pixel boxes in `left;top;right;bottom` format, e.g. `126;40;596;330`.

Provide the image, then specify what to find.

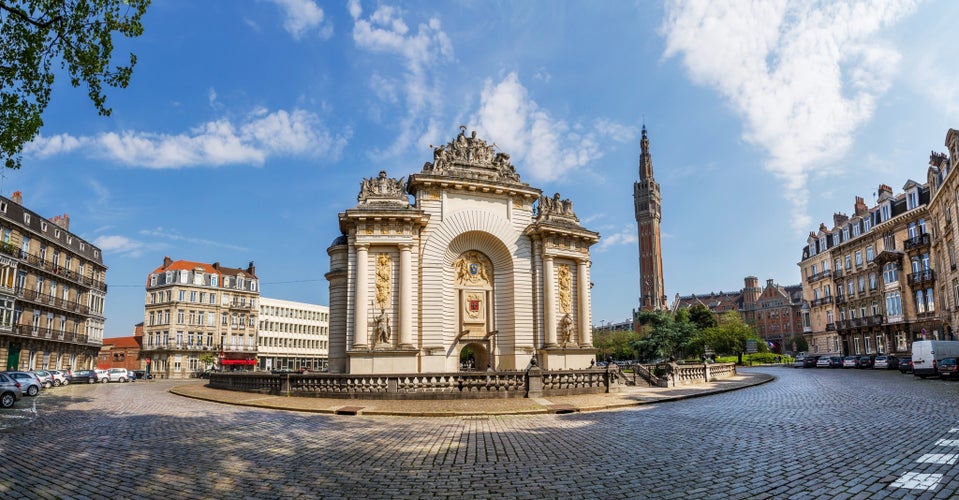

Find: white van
912;340;959;378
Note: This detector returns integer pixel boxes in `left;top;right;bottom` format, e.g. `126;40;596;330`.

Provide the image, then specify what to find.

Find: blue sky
11;0;958;336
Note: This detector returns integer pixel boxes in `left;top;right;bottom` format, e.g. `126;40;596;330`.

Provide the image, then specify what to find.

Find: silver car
0;372;23;408
5;371;41;397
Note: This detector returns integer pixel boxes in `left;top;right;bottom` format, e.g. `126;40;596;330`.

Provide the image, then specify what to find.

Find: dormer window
40;221;47;231
907;190;919;210
880;204;891;222
23;213;30;224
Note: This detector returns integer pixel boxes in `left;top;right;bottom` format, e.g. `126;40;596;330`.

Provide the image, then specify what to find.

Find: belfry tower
633;125;666;311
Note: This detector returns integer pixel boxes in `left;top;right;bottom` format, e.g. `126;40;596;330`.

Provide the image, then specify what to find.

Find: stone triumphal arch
326;129;600;374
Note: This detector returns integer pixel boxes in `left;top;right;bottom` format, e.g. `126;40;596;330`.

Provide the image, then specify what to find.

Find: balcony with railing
806;270;833;284
15;288;91;315
903;233;931;251
812;296;834;307
907;269;936;286
11;248;107;292
11;325;90;344
832;269;843;279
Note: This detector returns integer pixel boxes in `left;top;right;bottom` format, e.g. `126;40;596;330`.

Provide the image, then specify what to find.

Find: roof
150;259;217;275
102;336;141;349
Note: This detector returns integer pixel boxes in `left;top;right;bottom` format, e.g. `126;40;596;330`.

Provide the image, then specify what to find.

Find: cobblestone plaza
2;367;959;499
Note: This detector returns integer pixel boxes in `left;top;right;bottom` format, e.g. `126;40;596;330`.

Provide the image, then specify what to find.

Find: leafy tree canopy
630;310;696;361
0;0;150;169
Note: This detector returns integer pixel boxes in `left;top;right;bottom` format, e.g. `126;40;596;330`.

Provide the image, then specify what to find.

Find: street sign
746;339;758;354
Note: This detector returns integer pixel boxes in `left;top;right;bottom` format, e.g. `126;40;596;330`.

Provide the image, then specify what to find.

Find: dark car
899;357;914;374
132;370;153;380
70;370;100;384
857;356;874;369
938;358;959;379
803;356;819;368
874;355;899;370
829;356;843;368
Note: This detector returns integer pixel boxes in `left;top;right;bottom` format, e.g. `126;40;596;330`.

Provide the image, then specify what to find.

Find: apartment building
800;180;935;357
257;297;329;372
141;256;259;378
669;276;804;352
926;129;959;340
0;191;107;371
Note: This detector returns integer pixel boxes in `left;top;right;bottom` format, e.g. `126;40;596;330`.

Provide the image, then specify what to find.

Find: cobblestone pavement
2;367;959;499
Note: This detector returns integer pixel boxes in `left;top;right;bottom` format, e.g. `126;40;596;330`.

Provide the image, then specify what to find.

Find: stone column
398;244;413;348
544;254;557;347
354;244;369;348
578;258;592;346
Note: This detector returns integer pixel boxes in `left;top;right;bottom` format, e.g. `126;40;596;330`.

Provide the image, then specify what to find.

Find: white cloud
267;0;332;40
93;235;145;257
661;0;920;232
595;227;638;252
139;227;248;252
22;133;86;158
349;1;453;156
25;108;349;169
472;72;636;182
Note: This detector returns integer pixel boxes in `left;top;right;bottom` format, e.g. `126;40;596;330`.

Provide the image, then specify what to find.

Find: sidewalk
169;369;774;417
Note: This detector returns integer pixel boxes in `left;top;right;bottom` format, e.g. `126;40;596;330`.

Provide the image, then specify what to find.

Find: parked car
94;369;110;383
874;355;899;370
106;368;131;383
46;370;68;386
829;356;843;368
938;358;959;379
857;356;874;369
803;356;819;368
842;356;858;368
71;370;100;384
132;370;153;380
899;357;914;374
816;356;832;368
792;357;806;368
0;372;22;408
31;370;54;388
5;371;42;397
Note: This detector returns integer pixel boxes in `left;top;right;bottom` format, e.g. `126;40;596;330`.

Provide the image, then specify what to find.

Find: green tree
630;310;696;361
0;0;150;169
701;311;757;362
592;329;639;361
788;334;809;353
198;352;216;368
687;303;717;330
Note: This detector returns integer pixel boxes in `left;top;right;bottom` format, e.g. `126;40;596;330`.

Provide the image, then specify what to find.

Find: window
886;291;902;317
907;190;919;210
871;300;879;316
866;246;874;262
883;263;899;284
843;227;850;241
845;255;852;270
881;204;891;222
855;251;862;267
869;273;877;290
852;224;860;237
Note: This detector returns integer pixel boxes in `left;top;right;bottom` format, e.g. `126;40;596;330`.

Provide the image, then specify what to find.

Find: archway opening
459;343;488;371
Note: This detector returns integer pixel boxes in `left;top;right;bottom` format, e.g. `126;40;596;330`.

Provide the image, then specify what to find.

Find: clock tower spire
633;125;665;311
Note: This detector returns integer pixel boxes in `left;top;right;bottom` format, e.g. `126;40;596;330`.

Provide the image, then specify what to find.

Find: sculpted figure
375;309;391;344
561;313;574;345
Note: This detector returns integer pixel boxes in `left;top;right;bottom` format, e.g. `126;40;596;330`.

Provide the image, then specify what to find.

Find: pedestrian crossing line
891;472;942;491
917;454;958;465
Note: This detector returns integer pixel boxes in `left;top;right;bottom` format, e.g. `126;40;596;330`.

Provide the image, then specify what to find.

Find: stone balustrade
207;363;737;399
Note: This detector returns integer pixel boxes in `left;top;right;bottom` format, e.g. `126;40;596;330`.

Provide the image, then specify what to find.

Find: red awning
221;359;256;365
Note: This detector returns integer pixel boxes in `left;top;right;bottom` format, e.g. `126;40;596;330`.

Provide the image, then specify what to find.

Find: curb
169;370;775;417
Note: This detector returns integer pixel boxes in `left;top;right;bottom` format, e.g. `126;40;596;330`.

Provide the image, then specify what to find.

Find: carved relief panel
453;251;493;338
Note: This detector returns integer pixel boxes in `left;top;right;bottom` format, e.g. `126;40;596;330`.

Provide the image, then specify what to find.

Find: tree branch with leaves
0;0;150;169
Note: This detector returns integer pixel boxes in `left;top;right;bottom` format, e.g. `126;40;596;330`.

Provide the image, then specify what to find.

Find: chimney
854;196;869;217
247;261;256;276
833;212;849;227
877;184;893;202
163;256;172;269
11;191;22;205
212;262;220;270
49;213;70;230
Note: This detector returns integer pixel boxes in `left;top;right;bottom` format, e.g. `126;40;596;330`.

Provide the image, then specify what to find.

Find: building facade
926;129;959;341
327;129;600;374
257;297;329;372
0;191;107;371
634;126;666;311
141;257;259;378
670;276;803;353
800;180;936;358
